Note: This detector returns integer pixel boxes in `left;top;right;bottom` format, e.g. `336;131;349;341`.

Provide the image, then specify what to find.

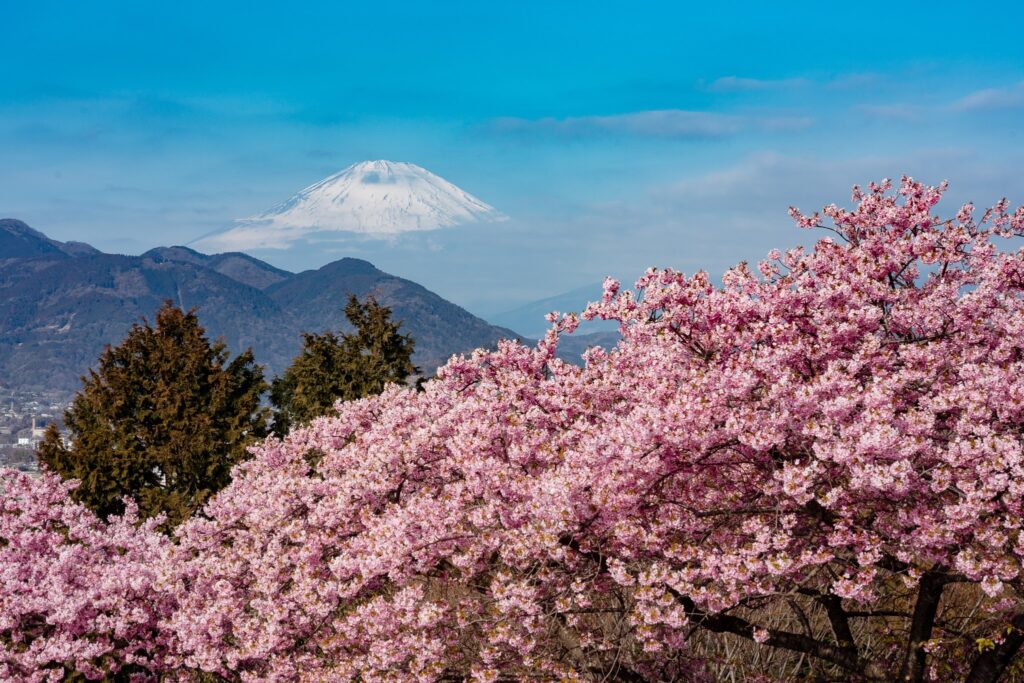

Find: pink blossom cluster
0;471;172;681
6;177;1024;681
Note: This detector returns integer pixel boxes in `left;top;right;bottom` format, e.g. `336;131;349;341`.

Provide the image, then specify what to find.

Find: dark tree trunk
897;570;948;682
964;614;1024;683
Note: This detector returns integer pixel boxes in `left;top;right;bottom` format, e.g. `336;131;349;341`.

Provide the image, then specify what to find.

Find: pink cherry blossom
0;471;172;681
7;177;1024;682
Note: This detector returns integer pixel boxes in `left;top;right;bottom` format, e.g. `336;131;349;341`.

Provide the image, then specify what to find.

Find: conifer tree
270;295;417;435
37;302;268;527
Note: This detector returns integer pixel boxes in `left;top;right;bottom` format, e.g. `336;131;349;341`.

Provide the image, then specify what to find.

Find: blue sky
3;1;1024;314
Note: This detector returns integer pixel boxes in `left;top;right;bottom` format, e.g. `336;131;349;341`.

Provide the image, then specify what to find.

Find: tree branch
666;587;887;679
818;594;857;653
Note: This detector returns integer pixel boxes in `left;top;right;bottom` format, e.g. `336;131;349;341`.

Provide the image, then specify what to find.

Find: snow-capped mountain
193;161;505;251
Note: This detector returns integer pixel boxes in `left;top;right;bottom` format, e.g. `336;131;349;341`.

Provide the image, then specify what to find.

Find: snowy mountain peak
193;160;505;251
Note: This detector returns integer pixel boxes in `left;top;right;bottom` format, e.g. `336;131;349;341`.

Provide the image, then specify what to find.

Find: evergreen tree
37;302;268;528
270;295;417;435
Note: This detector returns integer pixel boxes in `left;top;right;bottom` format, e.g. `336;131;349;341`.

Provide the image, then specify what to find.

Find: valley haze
0;217;610;397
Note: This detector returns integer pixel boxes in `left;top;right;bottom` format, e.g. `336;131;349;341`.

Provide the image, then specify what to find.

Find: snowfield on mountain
194;160;505;251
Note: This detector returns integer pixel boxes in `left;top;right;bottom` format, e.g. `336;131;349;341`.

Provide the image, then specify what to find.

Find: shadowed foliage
270;295;417;435
37;302;268;528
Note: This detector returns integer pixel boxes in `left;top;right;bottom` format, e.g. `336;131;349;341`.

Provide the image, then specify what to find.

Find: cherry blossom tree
160;178;1024;681
8;177;1024;681
0;471;172;681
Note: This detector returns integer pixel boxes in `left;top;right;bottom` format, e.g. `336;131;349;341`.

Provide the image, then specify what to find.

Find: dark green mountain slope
142;246;291;290
266;258;521;370
0;222;519;394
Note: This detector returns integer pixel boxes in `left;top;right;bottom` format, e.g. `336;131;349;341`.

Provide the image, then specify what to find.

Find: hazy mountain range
487;283;622;339
1;161;622;395
0;218;523;394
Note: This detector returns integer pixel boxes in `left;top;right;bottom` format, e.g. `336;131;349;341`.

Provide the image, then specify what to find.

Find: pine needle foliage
270;295;417;436
37;302;269;528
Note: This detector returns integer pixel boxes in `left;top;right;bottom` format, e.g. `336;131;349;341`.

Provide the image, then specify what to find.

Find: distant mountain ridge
0;219;519;394
0;218;100;262
141;246;291;289
488;282;621;338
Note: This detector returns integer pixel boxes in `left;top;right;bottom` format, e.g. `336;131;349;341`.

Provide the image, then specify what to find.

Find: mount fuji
193;160;505;251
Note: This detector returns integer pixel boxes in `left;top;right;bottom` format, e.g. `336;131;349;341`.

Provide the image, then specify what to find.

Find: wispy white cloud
652;150;1024;220
825;73;883;90
547;149;1024;287
951;81;1024;111
857;103;924;122
702;73;882;93
703;76;810;92
490;109;813;139
854;80;1024;122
